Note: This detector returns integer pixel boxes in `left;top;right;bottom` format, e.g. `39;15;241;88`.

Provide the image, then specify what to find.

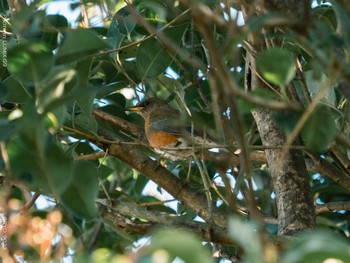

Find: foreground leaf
60;161;99;220
256;47;295;86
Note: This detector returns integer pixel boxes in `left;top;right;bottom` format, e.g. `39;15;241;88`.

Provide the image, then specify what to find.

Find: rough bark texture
252;108;315;235
242;0;315;237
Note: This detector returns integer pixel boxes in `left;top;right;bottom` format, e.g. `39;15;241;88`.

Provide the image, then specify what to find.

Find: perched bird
127;98;219;160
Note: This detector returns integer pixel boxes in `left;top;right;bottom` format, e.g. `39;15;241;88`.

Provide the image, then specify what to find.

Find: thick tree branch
97;199;234;246
103;133;228;227
305;157;350;192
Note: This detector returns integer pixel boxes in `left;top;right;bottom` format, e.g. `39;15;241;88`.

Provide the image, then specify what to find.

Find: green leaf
256;47;295;86
301;105;337;153
106;20;123;59
228;217;263;263
0;120;16;141
73;112;98;135
7;41;53;84
114;6;137;35
304;71;336;108
56;29;111;64
282;230;350;263
147;228;212;263
237;88;277;113
36;68;78;113
136;23;188;78
42;15;69;49
96;82;127;99
60;161;99;220
8;138;73;195
272;111;300;133
3;75;31;103
75;58;96;115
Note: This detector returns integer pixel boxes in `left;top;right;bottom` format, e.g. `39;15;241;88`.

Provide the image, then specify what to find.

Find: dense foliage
1;0;350;262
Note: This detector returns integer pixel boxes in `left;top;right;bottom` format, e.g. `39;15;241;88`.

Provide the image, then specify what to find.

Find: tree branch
92;109;146;140
92;109;350;193
101;130;227;227
97;199;234;246
316;201;350;215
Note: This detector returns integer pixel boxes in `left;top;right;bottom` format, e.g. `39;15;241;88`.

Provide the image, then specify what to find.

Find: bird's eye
143;100;150;106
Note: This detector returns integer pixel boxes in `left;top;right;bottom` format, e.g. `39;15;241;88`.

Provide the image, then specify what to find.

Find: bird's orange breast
145;115;179;147
147;131;180;147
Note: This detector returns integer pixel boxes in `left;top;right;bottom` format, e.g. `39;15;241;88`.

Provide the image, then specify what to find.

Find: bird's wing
149;107;184;135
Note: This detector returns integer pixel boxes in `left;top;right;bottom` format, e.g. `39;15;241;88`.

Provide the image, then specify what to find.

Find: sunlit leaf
256;47;295;86
7;41;53;84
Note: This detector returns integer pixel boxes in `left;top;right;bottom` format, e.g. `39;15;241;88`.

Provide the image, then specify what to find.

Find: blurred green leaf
132;174;149;195
228;217;263;263
272;111;300;133
36;68;78;113
42;14;69;49
304;71;337;109
256;47;295;86
73;112;98;135
7;41;53;84
3;75;31;103
75;59;96;117
237;88;277;113
282;230;350;263
301;105;337;153
136;23;188;78
56;29;111;64
0;120;16;141
331;1;350;48
60;161;99;220
8;138;73;195
147;228;211;263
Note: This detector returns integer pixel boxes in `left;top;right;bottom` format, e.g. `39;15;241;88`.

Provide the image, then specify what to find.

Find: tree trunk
252;108;315;234
243;0;315;235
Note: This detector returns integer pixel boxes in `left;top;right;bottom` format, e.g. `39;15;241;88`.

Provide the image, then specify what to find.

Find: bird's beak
124;106;143;112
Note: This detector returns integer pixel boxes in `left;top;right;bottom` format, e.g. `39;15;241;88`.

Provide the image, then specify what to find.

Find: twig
22;192;41;211
101;8;191;56
193;154;213;222
74;152;107;161
92;109;145;140
316;201;350;215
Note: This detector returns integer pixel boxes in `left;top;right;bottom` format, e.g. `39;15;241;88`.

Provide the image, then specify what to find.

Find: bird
126;98;220;160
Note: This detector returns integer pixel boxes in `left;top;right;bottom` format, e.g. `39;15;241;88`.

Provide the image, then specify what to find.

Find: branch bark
97;199;234;246
103;132;227;227
252;109;315;235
